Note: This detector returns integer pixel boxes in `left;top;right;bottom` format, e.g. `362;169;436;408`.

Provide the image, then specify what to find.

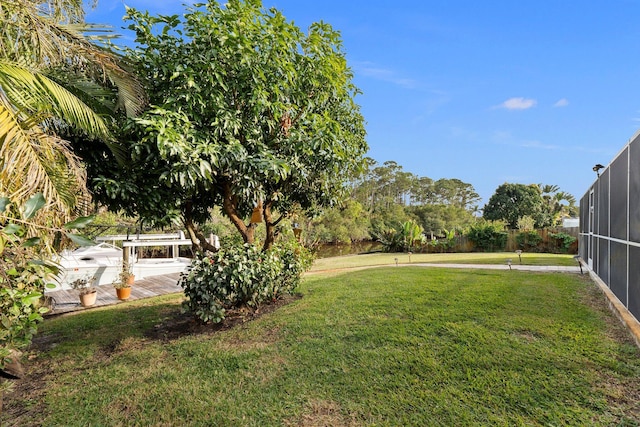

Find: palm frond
0;100;88;220
0;1;146;116
0;61;112;140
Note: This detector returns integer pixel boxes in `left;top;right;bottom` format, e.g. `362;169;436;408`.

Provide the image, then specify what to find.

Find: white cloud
520;140;560;150
353;61;418;89
553;98;569;107
496;97;537;110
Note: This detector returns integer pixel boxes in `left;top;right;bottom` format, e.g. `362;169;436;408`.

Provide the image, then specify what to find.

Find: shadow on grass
30;293;303;353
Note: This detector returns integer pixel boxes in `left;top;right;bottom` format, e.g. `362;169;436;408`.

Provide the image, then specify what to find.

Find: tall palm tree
0;0;145;224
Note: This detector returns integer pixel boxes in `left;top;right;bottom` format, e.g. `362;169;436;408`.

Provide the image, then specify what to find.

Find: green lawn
310;252;578;271
4;267;639;426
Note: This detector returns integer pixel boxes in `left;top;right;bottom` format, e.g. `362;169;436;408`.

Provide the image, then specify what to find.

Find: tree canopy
91;0;367;251
483;183;547;228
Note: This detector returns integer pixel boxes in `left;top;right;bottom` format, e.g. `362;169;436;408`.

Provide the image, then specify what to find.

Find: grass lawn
310;252;579;272
3;267;640;426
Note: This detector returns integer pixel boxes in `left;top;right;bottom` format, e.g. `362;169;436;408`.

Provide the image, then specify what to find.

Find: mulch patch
145;294;302;342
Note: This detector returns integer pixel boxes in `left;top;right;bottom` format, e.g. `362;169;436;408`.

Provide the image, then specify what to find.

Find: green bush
516;230;543;251
549;232;577;253
180;240;313;324
466;221;507;252
1;194;94;383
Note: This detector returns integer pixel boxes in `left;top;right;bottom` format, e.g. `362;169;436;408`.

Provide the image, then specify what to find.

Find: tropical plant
401;220;425;252
0;0;145;224
375;220;425;253
540;184;578;226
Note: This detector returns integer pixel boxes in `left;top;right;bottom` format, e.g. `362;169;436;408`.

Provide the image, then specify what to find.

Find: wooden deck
44;273;183;315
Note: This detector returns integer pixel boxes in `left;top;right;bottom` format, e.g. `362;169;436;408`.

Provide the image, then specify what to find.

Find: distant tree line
304;160;579;247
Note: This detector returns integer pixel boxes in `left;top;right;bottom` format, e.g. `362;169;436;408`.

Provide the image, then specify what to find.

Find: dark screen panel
597;237;609;286
598;169;610;237
579;234;588;260
580;193;588;233
610;150;628;240
630;136;640;242
610;241;628;306
628;246;640;319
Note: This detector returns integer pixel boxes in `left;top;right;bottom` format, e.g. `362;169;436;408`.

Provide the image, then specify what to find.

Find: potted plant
113;263;134;300
69;276;97;307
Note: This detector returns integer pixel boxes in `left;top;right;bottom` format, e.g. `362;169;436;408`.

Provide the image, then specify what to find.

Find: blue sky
87;0;640;206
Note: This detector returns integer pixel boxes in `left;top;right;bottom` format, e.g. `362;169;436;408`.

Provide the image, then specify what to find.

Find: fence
579;130;640;321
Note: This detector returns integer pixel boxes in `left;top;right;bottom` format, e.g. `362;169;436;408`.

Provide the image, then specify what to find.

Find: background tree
91;0;367;251
539;184;578;226
306;199;370;245
483;183;548;228
349;159;478;237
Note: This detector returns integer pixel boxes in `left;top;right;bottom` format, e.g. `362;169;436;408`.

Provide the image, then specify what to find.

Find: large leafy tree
93;0;367;251
483;183;548;228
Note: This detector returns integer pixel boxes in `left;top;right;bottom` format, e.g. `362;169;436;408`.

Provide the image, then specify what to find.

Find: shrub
1;194;94;385
374;220;426;253
516;230;543;251
180;240;313;324
549;232;577;253
466;221;507;251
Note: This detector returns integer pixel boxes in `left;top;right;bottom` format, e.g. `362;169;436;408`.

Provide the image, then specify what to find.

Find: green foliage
308;200;370;244
376;220;425;253
467;220;507;251
429;228;458;253
408;204;475;235
374;227;406;253
549;232;577;253
540;184;578;226
516;230;543;251
483;183;548;228
0;193;94;376
93;0;367;249
517;215;536;231
180;240;313;323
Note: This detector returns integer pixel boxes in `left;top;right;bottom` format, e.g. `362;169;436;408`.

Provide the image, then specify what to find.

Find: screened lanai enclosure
580;130;640;321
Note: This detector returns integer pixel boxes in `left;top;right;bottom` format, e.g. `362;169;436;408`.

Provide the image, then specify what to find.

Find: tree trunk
182;201;220;253
263;201;276;251
262;200;289;251
221;181;255;244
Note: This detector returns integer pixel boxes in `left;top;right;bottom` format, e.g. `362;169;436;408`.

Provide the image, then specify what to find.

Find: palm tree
0;0;145;224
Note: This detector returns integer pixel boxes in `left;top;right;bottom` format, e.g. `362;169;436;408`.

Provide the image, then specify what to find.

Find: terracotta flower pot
116;287;132;301
79;290;97;307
